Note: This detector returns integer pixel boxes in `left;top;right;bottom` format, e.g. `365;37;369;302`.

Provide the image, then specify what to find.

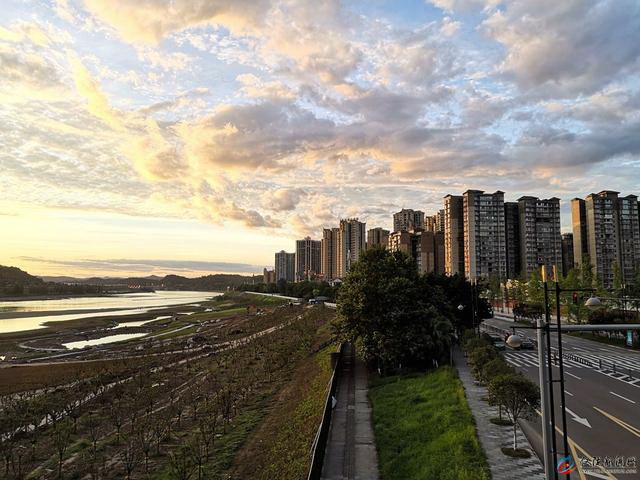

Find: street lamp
506;334;522;349
584;296;602;309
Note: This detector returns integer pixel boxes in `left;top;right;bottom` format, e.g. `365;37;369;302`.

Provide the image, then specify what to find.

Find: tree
467;345;498;381
169;445;195;480
526;269;544;308
482;359;514;420
488;374;539;451
334;247;453;372
52;418;73;479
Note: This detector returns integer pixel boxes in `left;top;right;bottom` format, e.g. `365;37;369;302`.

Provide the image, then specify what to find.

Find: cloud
0;22;52;46
482;0;640;95
18;256;262;274
173;100;336;174
0;45;66;101
262;188;307;211
69;54;126;130
81;0;271;44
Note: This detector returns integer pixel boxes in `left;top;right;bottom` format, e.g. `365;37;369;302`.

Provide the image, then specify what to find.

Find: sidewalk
453;348;545;480
320;343;379;480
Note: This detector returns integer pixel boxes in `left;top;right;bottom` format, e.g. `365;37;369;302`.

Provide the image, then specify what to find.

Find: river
0;291;221;334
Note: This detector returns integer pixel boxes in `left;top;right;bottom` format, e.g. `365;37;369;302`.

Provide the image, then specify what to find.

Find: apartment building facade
366;227;390;249
274;250;295;283
463;190;507;281
336;218;366;278
295;237;321;282
517;196;562;278
393;209;425;232
444;195;465;276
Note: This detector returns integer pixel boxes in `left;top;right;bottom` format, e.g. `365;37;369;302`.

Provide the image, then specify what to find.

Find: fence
307;343;344;480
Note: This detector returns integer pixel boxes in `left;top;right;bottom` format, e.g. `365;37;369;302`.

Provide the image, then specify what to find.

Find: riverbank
0;293;114;302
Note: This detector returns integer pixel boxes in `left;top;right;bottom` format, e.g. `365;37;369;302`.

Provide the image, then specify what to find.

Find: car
488;334;506;351
519;337;535;350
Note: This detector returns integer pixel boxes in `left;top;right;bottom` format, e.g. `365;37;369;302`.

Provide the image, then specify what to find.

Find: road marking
565;390;574;396
537;409;619;480
566;407;591;428
609;391;636;404
593;406;640;438
566;372;582;380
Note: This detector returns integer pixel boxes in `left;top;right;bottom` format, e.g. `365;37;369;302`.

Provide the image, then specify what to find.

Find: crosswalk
504;352;584;369
504;350;640;371
503;350;640;387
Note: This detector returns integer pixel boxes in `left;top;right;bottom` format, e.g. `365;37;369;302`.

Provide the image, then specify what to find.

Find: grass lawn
369;367;490;480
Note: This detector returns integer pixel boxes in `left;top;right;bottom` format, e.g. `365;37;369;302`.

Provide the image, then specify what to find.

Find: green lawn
369;367;490;480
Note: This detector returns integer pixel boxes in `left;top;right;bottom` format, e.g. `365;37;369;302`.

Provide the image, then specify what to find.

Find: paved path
321;343;379;480
454;348;545;480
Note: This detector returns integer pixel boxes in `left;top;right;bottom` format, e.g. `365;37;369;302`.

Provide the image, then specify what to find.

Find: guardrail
307;343;344;480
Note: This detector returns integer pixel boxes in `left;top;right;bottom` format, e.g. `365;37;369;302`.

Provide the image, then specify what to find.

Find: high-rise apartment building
571;198;589;266
388;230;412;256
504;202;521;279
517;196;562;279
618;195;640;283
274;250;295;283
444;195;465;276
561;233;574;276
463;190;507;281
572;191;640;288
366;227;390;249
426;210;445;233
321;228;340;280
295;237;321;281
337;218;366;278
393;209;425;232
388;229;445;275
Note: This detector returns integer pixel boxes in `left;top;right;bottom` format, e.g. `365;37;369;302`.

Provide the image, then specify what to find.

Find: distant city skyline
2;0;639;277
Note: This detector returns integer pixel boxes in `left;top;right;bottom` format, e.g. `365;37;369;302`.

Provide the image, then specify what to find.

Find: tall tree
334;247;453;371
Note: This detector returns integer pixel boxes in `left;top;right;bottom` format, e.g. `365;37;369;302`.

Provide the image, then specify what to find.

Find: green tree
526;269;544;307
580;256;595;288
334;247;453;372
488;374;539;451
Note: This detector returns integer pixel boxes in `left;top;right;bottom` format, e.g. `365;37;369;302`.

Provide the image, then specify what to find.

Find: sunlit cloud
1;0;639;276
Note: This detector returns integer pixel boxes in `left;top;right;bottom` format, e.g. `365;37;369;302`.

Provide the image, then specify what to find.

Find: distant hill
38;270;262;291
2;264;262;297
0;265;44;285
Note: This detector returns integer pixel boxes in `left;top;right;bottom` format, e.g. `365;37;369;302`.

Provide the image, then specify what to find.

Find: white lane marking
566;372;582;380
565;390;574;396
609;391;636;404
566;407;592;428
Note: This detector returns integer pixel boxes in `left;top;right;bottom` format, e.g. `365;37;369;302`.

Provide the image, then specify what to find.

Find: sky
1;0;640;278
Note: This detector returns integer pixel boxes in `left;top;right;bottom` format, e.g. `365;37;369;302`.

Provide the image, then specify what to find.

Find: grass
369;367;490;480
230;344;337;480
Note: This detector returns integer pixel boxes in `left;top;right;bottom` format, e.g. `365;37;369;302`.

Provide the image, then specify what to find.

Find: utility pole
539;267;555;479
536;312;555;479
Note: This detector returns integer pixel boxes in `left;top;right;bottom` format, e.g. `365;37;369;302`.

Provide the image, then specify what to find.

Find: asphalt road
484;316;640;479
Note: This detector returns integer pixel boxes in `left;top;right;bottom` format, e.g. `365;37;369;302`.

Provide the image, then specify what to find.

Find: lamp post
507;284;637;480
541;265;603;480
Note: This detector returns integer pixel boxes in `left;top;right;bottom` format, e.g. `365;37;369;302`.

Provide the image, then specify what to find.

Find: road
484;316;640;479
